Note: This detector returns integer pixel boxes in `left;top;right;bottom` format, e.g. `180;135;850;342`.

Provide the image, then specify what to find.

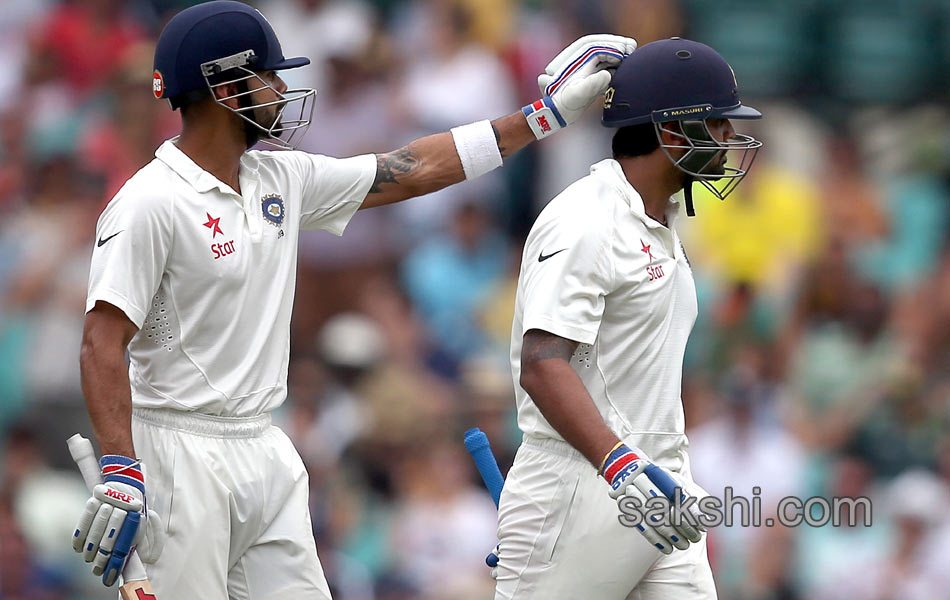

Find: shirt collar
590;158;681;228
155;138;259;196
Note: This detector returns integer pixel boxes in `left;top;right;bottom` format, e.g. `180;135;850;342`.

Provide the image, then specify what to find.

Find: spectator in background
795;450;888;598
258;0;377;100
0;426;87;599
401;202;509;365
787;280;906;450
808;470;949;600
679;147;822;298
26;0;144;97
386;435;498;600
391;0;516;240
284;313;381;470
80;41;180;199
0;157;102;408
0;503;69;600
689;353;807;597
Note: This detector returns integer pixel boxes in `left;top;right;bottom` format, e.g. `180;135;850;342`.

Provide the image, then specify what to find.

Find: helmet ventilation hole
676;50;691;59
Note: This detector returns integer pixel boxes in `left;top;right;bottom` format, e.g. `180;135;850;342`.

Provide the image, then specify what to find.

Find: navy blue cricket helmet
602;38;762;216
602;37;760;127
152;1;309;109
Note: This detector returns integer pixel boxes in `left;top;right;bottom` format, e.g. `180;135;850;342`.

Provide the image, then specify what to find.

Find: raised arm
362;113;533;209
360;34;636;210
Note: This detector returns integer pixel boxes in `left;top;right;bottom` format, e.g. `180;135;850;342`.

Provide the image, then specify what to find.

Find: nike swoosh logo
538;248;568;262
97;231;123;247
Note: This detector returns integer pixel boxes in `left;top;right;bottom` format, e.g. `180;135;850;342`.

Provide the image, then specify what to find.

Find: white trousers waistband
132;407;271;438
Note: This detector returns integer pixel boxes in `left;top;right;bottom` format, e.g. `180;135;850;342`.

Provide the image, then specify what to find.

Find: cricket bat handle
68;434;157;600
463;428;505;508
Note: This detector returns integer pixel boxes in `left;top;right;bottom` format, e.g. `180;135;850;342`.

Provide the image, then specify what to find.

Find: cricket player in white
495;39;762;599
69;1;636;597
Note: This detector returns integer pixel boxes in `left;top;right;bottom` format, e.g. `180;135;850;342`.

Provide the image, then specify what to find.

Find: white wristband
451;120;503;180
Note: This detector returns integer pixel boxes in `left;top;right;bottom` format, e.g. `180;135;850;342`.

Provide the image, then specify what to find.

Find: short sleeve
520;200;616;345
86;191;172;329
290;152;377;234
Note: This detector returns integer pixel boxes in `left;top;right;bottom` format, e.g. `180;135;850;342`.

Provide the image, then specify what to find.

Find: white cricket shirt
510;158;698;469
86;139;376;416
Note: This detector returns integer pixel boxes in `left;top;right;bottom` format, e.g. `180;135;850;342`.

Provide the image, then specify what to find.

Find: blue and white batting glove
601;443;704;554
72;455;147;586
523;34;637;139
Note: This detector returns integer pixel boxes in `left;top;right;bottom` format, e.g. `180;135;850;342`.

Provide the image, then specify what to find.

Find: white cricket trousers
493;435;717;600
131;407;332;600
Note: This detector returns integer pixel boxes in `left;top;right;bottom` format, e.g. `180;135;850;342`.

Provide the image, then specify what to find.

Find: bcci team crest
261;194;285;227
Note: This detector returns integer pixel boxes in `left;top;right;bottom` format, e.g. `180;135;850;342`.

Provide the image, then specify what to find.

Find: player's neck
176;119;247;194
616;155;681;226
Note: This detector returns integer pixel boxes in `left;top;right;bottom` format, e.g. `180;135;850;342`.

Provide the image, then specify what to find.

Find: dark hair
173;67;245;112
611;123;660;159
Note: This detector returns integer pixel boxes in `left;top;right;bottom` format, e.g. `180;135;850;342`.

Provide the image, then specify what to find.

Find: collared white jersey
86;139;376;417
510;159;698;470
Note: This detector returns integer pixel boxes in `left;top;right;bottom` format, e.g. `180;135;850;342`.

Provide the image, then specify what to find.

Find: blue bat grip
102;510;140;587
464;428;505;508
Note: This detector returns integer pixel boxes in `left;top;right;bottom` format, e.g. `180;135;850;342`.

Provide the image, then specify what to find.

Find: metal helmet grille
654;118;761;202
201;52;316;150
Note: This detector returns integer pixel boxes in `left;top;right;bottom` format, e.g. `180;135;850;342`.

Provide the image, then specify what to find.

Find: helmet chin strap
682;174;696;217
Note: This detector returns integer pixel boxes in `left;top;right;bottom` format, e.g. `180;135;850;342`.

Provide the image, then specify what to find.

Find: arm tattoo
369;147;420;193
491;122;508;157
521;329;578;368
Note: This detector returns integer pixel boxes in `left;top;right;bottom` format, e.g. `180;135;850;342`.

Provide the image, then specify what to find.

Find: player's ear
212;82;242;110
657;122;682;146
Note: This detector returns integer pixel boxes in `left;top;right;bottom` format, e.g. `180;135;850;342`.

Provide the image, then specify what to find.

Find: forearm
520;329;621;468
361;111;536;210
522;361;621;468
80;342;135;458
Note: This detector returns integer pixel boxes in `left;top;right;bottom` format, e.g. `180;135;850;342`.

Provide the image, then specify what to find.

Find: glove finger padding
630;477;691;551
619;483;674;554
102;510;141;587
83;503;112;562
540;34;637;85
92;507;129;575
73;497;101;553
561;70;613;112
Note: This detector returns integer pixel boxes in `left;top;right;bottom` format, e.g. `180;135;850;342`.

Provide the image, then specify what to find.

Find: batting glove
72;455;158;586
523;34;637;139
602;444;705;554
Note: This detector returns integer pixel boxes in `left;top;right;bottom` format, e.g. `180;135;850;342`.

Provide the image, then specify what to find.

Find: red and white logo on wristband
523;99;563;140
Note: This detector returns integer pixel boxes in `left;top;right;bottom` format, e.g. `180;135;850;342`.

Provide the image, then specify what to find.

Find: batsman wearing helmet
71;0;636;597
496;38;762;599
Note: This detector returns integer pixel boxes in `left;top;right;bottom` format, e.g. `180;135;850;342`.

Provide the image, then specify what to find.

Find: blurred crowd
0;0;948;599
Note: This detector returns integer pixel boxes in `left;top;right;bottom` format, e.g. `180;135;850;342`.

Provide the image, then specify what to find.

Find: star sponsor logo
641;239;664;281
640;239;654;263
202;212;235;259
203;212;223;238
